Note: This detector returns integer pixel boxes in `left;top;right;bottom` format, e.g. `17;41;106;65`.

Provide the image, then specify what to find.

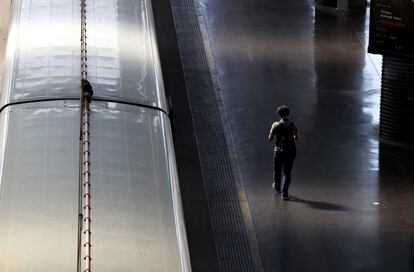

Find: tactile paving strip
169;0;257;271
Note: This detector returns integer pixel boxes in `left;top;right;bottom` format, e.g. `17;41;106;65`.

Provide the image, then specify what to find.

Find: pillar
380;57;414;144
316;0;336;8
316;0;366;10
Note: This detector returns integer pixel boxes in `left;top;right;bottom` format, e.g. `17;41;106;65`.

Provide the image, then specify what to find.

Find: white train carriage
0;0;191;271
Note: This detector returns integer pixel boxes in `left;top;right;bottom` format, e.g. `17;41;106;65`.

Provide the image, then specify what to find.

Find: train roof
1;0;168;113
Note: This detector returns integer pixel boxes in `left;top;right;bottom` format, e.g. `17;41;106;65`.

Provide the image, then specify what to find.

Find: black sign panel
368;0;414;57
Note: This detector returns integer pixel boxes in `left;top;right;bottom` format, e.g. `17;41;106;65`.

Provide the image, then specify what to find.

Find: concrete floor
197;0;414;271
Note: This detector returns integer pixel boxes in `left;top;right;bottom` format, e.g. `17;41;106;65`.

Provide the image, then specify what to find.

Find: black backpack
275;122;295;152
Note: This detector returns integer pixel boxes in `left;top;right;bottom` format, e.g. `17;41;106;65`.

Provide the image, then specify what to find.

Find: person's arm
293;123;299;140
294;132;299;140
268;123;276;141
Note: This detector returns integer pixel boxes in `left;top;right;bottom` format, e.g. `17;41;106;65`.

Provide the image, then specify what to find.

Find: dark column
314;10;366;91
348;0;367;8
316;0;366;9
316;0;337;8
380;57;414;144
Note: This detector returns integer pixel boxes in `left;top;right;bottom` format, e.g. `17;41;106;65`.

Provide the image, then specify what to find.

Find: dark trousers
273;149;296;196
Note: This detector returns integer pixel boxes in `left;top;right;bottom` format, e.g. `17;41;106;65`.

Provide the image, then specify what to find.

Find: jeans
273;148;296;196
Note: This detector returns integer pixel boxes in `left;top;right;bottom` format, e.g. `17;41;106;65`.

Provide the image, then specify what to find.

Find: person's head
277;105;290;118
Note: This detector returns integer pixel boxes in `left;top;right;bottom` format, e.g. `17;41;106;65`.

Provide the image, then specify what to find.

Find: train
0;0;191;271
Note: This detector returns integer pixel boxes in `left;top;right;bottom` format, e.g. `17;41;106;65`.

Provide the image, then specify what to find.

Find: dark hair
277;105;290;117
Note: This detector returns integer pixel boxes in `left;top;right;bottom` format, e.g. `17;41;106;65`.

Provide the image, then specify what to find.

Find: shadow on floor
288;196;351;211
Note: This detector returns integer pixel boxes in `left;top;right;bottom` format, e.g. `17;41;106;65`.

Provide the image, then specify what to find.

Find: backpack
275;121;295;152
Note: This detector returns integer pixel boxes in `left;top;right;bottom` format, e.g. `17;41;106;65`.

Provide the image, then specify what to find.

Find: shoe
272;183;281;194
281;195;290;201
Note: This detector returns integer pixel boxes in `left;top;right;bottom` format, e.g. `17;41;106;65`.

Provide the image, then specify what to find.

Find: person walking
268;105;299;200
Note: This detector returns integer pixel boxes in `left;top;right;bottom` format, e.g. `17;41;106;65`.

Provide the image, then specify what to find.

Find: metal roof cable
78;1;93;271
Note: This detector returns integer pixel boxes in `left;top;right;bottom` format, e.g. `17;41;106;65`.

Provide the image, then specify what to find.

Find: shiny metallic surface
0;0;189;271
86;0;167;111
1;0;167;111
0;101;79;271
1;0;81;105
0;0;11;82
0;101;190;271
90;102;189;271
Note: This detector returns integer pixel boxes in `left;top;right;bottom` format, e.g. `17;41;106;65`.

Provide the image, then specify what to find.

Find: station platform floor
155;0;414;271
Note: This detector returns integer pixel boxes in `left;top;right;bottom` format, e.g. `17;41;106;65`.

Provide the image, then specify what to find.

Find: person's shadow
289;196;351;211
